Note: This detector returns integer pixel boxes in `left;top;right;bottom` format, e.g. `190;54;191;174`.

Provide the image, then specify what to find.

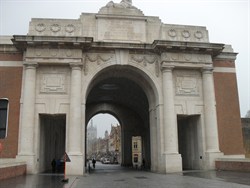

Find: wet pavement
0;162;250;188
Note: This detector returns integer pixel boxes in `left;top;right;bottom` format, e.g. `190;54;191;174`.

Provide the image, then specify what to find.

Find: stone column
149;108;157;172
67;63;83;175
161;64;182;172
17;62;37;173
202;67;223;168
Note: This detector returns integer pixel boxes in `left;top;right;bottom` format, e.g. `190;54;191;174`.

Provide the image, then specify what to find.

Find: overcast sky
0;0;249;135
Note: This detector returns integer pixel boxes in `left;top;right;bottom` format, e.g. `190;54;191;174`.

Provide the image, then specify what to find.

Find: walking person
92;158;96;169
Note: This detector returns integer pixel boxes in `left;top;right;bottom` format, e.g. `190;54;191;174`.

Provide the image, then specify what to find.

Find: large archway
85;65;158;170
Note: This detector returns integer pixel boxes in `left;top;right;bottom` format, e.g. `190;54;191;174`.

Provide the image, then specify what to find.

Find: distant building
87;120;97;157
132;136;142;168
109;124;121;152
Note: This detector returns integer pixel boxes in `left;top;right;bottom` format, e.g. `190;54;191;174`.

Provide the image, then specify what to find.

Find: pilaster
67;63;84;175
17;62;38;173
161;63;182;172
202;66;223;169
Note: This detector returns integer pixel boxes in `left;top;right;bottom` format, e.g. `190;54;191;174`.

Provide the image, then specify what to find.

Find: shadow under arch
85;64;160;110
85;64;160;170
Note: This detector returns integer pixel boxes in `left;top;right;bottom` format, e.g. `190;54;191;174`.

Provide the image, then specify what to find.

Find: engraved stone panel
40;73;66;94
97;16;146;42
175;71;201;96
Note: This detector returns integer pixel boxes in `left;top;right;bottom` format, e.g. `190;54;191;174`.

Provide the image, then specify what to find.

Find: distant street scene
87;116;121;165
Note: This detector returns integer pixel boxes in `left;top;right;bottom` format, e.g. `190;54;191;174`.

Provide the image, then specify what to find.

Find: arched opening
86;113;121;165
85;65;157;171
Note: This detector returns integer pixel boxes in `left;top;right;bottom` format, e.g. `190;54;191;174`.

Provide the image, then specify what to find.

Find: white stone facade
11;1;228;175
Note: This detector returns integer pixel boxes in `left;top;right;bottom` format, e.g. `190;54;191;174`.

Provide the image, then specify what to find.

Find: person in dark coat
92;158;96;168
51;159;56;173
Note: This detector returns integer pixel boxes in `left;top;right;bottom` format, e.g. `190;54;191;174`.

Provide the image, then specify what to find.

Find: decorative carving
40;73;66;94
85;53;114;65
197;55;206;62
26;48;81;59
66;50;73;57
168;29;177;37
183;54;192;61
175;71;200;96
171;53;179;61
161;53;170;62
65;24;75;33
83;53;115;75
182;30;190;38
130;55;157;66
106;0;135;9
50;49;58;57
161;52;212;64
35;48;42;56
35;23;46;32
50;24;61;32
130;54;159;77
194;31;203;39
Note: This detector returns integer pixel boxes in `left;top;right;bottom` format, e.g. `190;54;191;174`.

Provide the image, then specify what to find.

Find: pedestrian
92;158;96;168
142;158;145;169
56;159;61;172
51;159;56;173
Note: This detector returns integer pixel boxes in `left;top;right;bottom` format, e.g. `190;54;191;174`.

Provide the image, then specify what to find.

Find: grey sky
0;0;249;121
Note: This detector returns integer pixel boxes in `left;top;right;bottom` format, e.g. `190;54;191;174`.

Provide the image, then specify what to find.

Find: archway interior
177;115;202;170
39;114;66;173
86;67;151;169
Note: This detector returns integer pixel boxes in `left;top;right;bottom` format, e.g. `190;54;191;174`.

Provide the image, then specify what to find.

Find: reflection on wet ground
183;170;250;186
0;163;250;188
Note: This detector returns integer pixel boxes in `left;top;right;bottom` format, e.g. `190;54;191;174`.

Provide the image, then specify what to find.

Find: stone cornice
96;14;147;21
23;61;38;69
153;40;224;56
212;45;238;61
12;35;225;57
12;35;93;51
213;52;238;61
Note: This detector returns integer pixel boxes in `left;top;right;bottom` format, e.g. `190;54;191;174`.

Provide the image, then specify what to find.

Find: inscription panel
97;17;146;42
40;73;67;94
174;70;201;96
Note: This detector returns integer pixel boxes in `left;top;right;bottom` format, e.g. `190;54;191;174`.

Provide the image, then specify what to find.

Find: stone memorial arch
5;0;244;175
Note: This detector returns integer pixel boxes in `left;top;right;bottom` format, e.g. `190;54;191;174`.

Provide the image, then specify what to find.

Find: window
133;142;138;149
0;99;9;139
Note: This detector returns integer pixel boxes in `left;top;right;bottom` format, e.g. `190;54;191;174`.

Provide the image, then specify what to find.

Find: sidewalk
0;163;249;188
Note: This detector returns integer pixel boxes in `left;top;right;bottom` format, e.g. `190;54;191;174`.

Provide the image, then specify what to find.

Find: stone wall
215;159;250;172
0;160;26;180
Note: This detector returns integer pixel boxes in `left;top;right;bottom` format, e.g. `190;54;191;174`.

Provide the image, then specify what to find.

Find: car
103;158;110;164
